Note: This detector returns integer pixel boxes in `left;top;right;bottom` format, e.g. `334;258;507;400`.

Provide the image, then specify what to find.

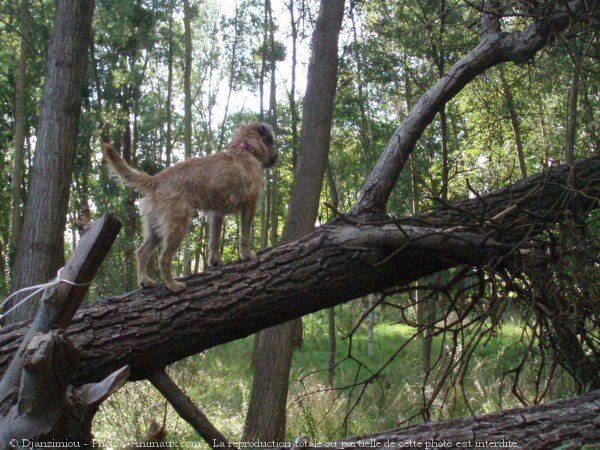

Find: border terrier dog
102;122;277;292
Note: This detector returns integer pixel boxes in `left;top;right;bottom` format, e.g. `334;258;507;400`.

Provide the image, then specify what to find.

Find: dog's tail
101;143;152;193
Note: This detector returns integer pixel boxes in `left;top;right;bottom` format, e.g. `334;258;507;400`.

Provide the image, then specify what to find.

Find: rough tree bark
0;214;124;443
0;156;597;388
243;0;346;440
9;0;29;264
295;389;600;449
2;1;597;444
9;0;96;324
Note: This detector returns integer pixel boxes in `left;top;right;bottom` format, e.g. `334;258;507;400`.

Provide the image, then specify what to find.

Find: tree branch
294;389;600;449
0;213;121;407
351;0;598;215
0;156;596;388
148;370;231;449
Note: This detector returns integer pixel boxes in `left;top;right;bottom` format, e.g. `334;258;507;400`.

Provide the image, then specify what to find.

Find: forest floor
94;306;577;446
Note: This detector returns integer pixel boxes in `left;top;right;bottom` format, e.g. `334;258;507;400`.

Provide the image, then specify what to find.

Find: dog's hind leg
159;221;187;292
136;216;161;288
240;201;257;261
208;211;224;267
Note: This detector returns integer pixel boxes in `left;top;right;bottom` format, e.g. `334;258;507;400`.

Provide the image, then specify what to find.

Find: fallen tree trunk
300;389;600;449
0;157;598;386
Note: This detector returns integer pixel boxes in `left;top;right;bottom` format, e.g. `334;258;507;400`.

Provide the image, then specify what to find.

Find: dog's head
231;122;278;168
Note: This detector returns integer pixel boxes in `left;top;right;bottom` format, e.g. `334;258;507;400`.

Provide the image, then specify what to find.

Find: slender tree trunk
258;1;267;121
259;0;271;251
336;2;379;364
253;0;280;364
165;6;174;166
424;11;454;375
580;73;599;155
182;0;194;276
183;0;193;161
90;32;108;142
10;0;29;266
287;0;299;169
410;154;425;339
349;3;374;172
565;58;579;164
261;181;271;250
327;306;336;386
243;0;345;440
0;245;5;292
268;0;278;248
499;66;527;178
405;62;425;340
326;160;338;386
9;0;95;324
439;107;449;196
122;84;137;290
217;4;240;150
367;294;376;359
421;103;448;376
538;100;550;168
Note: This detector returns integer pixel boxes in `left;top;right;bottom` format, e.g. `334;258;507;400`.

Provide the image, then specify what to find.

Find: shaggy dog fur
102;122;277;292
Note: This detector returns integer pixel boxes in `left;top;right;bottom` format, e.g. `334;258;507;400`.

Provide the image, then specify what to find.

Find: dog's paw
139;278;156;289
166;280;187;293
242;250;257;261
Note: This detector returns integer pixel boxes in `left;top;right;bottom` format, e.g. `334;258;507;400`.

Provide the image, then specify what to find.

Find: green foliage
94;305;577;444
0;0;598;442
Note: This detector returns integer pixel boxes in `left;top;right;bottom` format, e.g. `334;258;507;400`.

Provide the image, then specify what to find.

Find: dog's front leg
208;211;224;267
240;202;257;261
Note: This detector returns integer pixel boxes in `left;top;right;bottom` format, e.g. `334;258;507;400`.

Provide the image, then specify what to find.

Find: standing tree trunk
267;0;279;249
9;0;29;266
287;0;299;169
499;66;527;178
243;0;346;440
253;0;275;365
259;0;271;251
8;0;95;325
122;83;137;290
367;294;376;359
565;58;579;164
326;160;338;386
423;5;450;379
182;0;194;277
349;3;374;172
217;4;240;150
406;66;425;340
165;4;174;167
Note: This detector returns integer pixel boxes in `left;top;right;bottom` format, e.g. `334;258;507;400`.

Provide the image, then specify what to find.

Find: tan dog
102;122;277;292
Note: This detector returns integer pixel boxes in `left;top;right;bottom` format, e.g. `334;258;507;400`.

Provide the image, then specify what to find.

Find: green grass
93;311;576;446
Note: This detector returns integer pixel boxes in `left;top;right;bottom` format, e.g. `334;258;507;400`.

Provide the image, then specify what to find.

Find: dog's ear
256;124;274;145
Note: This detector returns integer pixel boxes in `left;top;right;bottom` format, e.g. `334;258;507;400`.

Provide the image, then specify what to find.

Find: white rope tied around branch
0;267;91;320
